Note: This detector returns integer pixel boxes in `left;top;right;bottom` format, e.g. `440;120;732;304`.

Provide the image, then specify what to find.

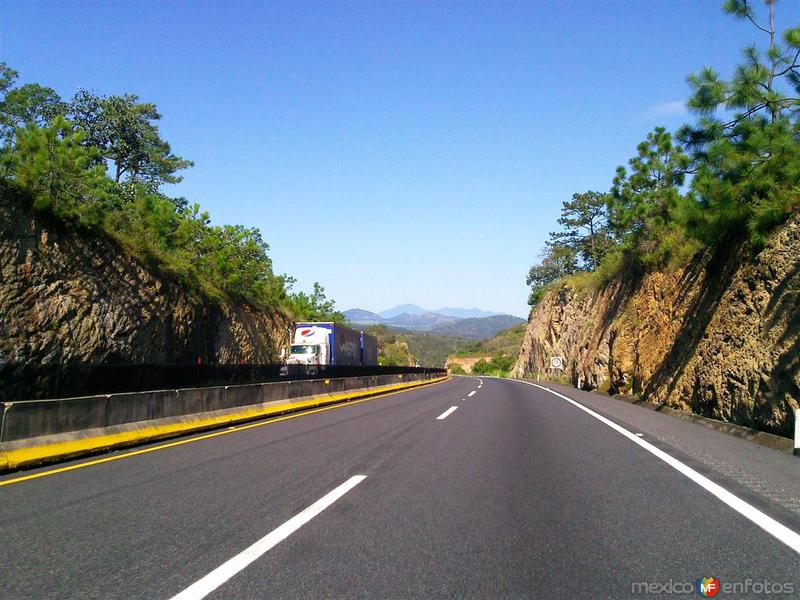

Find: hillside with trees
364;325;474;368
516;1;800;437
0;64;343;325
446;324;526;376
526;0;799;307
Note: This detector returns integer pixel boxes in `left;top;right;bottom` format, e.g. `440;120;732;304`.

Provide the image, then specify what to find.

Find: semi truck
285;322;378;367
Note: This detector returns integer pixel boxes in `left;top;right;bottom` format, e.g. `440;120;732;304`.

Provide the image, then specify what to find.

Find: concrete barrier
0;372;447;472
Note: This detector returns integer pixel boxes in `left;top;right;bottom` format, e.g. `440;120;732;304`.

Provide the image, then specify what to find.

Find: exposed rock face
512;213;800;437
0;195;290;365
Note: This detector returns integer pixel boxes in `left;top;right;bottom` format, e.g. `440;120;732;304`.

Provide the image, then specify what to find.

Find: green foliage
678;0;800;246
1;84;66;140
557;191;614;270
609;127;695;268
381;340;415;366
471;323;526;355
68;90;193;188
287;282;345;322
103;191;291;307
526;240;579;306
0;63;16;96
198;225;279;304
1;118;109;226
0;64;67;145
405;334;473;367
472;354;515;376
365;325;473;367
448;364;467;375
527;191;615;307
748;188;800;246
363;325;417;366
449;324;525;376
0;63;343;319
526;1;800;306
453;323;526;357
471;358;491;374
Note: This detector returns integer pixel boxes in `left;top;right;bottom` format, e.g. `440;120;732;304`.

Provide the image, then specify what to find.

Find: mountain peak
377;304;427;319
343;308;382;323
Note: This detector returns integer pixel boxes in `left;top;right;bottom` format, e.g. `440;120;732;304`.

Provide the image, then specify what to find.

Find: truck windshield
290;345;317;355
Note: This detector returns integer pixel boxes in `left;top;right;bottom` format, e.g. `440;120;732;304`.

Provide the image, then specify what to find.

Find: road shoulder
516;379;800;525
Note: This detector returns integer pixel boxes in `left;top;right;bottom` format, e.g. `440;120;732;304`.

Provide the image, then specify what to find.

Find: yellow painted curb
1;376;448;472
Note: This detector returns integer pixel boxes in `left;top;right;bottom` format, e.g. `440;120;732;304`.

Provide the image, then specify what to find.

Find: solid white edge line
170;475;367;600
467;391;476;397
437;406;459;420
516;380;800;556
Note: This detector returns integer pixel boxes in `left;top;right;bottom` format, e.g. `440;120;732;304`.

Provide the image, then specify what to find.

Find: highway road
1;376;799;599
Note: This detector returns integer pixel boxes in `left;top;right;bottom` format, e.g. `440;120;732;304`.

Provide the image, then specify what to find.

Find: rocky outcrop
0;194;291;365
512;213;800;437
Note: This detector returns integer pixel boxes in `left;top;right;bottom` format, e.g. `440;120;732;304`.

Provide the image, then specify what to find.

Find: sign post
548;356;564;380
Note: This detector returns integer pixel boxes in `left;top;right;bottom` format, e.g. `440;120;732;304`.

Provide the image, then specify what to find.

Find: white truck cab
286;325;330;365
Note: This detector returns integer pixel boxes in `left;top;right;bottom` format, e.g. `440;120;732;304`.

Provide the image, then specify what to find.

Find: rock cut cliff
0;193;290;365
512;213;800;437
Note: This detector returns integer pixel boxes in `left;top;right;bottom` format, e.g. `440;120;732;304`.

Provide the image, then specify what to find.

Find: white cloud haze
645;100;688;118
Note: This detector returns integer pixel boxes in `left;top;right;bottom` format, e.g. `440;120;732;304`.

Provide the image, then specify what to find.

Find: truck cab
286;326;331;366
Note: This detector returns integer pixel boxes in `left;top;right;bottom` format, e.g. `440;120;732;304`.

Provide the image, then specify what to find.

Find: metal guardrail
0;363;447;403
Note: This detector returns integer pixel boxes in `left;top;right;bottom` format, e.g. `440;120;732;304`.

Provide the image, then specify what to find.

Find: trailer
286;322;377;367
360;331;378;366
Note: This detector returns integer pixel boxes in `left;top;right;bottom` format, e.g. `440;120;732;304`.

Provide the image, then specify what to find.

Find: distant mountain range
429;315;526;340
377;304;428;319
376;304;507;319
433;306;505;319
387;311;457;328
344;305;525;340
342;308;385;323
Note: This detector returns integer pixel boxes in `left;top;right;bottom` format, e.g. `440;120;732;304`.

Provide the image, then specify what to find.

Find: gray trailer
360;331;378;366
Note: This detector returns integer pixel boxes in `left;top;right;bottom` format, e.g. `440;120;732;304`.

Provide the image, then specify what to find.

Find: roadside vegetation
471;355;516;377
527;0;800;306
0;66;343;322
364;325;474;367
446;324;526;377
379;336;417;367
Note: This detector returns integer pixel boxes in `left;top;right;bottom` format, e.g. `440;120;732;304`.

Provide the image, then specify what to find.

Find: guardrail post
794;408;799;457
0;402;7;443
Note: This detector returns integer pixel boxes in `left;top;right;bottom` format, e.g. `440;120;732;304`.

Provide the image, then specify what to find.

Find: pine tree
557;191;613;270
68;90;193;190
678;0;800;245
1;118;109;224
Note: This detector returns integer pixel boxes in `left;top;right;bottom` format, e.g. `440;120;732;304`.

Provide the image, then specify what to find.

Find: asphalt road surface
1;376;798;599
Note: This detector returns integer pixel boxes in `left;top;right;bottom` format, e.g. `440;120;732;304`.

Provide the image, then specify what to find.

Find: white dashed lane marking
437;406;459;420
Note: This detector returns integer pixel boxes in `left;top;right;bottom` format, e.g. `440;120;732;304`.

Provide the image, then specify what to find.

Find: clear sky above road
0;1;779;317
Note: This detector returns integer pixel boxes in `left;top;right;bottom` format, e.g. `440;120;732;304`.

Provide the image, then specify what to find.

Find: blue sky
1;1;779;317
